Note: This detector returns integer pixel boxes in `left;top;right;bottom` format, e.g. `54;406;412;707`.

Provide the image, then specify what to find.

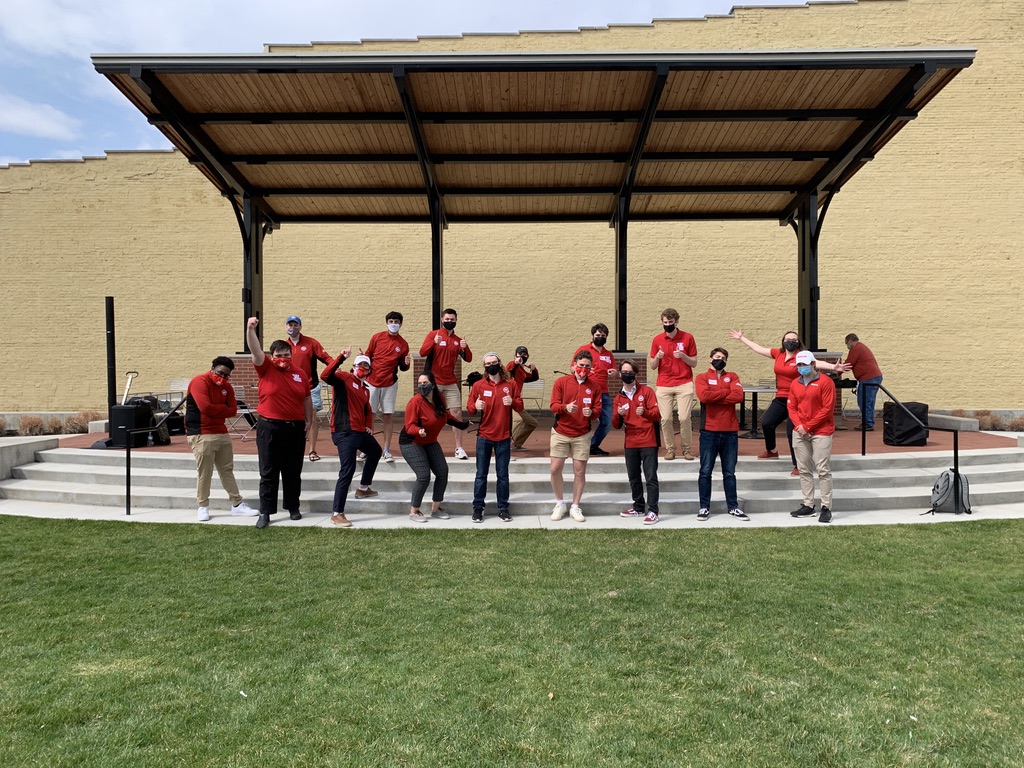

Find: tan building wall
2;0;1022;413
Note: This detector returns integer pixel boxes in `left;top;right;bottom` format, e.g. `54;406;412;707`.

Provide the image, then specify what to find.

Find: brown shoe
665;450;676;461
331;513;353;527
354;487;378;499
682;450;694;461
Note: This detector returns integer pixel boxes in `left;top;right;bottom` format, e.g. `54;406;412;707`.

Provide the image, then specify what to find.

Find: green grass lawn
1;517;1022;767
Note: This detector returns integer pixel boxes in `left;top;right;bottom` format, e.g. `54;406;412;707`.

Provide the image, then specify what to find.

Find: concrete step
13;457;1024;494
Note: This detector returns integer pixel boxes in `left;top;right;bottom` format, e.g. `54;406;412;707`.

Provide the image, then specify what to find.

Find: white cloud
0;92;80;140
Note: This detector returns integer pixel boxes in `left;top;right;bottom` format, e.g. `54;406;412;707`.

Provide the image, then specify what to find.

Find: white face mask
387;323;401;334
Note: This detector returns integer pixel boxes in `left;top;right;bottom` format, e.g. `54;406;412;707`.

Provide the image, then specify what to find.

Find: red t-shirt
254;359;310;420
287;334;333;391
420;329;472;386
845;342;882;381
185;371;237;435
788;374;837;436
403;394;450;445
550;375;600;438
365;331;410;388
770;348;800;399
650;330;697;386
467;376;523;441
573;343;616;395
611;384;661;448
695;368;744;432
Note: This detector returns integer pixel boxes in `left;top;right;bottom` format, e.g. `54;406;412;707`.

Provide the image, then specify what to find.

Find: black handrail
859;382;964;514
124;396;186;516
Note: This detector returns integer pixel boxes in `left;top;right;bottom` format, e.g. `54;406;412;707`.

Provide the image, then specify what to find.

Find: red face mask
272;357;291;370
574;365;590;380
211;373;227;386
355;366;370;379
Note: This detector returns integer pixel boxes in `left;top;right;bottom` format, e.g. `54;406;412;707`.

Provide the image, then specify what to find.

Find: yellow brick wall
2;0;1022;412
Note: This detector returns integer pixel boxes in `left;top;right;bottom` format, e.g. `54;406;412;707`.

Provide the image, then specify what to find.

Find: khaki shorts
437;382;462;410
367;382;399;414
550;430;590;461
310;382;324;412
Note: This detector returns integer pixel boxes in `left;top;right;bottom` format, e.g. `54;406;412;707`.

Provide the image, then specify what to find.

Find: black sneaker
790;505;816;518
255;514;270;529
289;510;302;521
697;508;710;520
589;445;609;456
498;509;512;522
818;506;832;524
472;509;484;524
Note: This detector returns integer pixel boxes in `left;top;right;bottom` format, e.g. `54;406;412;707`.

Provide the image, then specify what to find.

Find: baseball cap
286;315;302;324
795;351;816;365
515;346;529;356
354;354;372;367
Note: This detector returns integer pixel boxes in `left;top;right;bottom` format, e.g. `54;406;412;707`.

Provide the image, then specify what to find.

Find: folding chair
229;384;259;440
519;378;546;416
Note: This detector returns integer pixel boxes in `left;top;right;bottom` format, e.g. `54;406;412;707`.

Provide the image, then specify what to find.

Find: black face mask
711;359;727;371
417;383;433;398
485;363;502;376
783;340;800;352
592;336;606;347
663;324;676;334
620;371;636;384
442;321;457;332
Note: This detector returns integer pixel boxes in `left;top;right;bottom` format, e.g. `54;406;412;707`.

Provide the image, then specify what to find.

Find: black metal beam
393;67;445;226
614;196;630;352
239;195;266;351
795;193;819;350
227;153;419;165
272;211;781;224
780;63;937;222
252;183;798;198
616;65;669;220
656;108;916;122
429;193;444;330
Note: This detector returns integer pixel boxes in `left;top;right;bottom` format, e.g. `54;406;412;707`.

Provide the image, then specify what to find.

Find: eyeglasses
213;369;232;377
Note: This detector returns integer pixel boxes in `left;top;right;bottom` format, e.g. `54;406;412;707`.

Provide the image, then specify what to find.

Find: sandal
308;451;321;462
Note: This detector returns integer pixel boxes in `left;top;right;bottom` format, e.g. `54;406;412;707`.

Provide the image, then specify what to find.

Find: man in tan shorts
548;350;600;523
419;308;473;459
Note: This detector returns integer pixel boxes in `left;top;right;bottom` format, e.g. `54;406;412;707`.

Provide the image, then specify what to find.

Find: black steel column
796;193;819;350
429;193;444;330
613;196;631;352
241;195;265;351
104;296;116;430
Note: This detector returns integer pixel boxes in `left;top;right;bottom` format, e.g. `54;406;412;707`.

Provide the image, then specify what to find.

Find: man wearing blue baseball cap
285;315;335;463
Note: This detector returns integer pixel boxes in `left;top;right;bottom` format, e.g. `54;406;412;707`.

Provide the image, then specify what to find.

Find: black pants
760;397;796;466
332;430;382;514
255;418;306;516
624;445;659;514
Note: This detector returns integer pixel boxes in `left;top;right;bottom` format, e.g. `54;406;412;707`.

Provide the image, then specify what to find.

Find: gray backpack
929;469;971;514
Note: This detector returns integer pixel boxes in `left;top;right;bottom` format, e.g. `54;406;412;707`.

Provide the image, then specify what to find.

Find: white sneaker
383;449;395;463
409;511;428;523
356;452;366;462
230;502;257;516
454;447;468;460
197;507;210;522
569;504;586;523
430;508;450;520
550;501;568;521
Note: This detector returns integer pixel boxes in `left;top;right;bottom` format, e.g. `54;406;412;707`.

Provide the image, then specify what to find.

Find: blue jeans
857;376;883;428
698;431;738;510
473;436;511;512
591;392;613;448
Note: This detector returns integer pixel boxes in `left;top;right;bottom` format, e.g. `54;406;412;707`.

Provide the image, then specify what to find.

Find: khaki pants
511;409;538;448
656;381;694;452
793;432;833;508
187;433;243;508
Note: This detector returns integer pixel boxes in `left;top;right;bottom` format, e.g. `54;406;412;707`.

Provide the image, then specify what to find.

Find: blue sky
0;0;813;166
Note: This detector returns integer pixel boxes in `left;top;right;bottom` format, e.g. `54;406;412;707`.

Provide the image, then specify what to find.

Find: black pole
105;296;116;435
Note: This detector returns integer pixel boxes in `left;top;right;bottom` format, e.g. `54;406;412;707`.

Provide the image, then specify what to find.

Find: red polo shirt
770;348;800;399
650;330;697;386
573;343;616;395
845;342;882;381
254;359;310;420
420;328;472;386
550;375;600;437
287;333;333;391
467;376;523;441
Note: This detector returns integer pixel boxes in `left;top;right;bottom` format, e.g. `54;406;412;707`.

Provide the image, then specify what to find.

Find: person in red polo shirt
507;345;539;449
650;307;698;461
788;351;837;524
246;317;312;529
573;323;617;455
549;349;600;523
467;352;523;523
695;347;746;522
284;315;334;463
364;310;411;462
184;356;257;522
420;308;473;460
843;333;883;430
321;351;383;528
612;360;662;525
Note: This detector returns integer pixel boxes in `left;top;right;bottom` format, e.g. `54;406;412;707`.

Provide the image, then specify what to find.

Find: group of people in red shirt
185;305;880;528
